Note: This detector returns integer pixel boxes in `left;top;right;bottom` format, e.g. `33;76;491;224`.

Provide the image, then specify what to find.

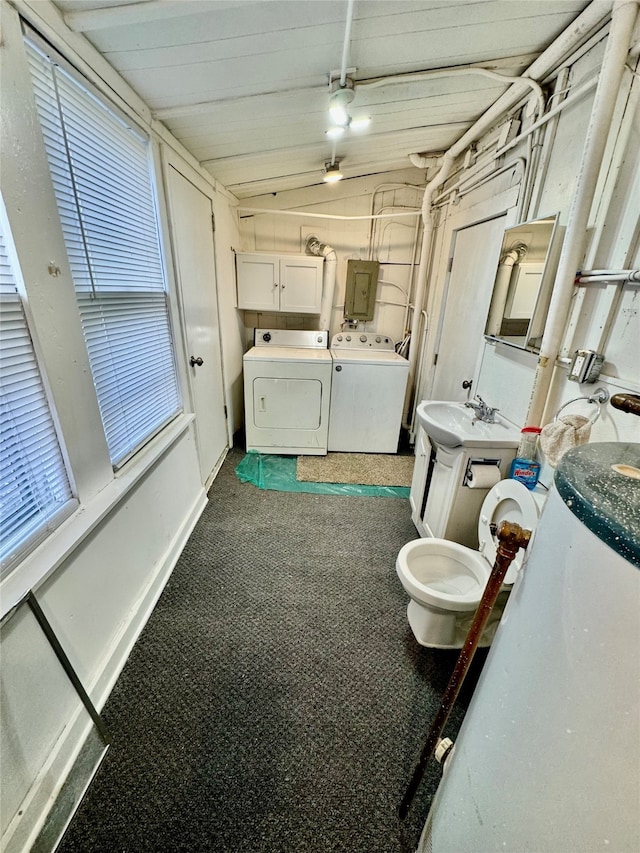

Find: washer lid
330;349;408;366
478;479;541;583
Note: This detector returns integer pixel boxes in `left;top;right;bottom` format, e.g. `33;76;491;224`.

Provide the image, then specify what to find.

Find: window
0;215;77;574
26;36;181;467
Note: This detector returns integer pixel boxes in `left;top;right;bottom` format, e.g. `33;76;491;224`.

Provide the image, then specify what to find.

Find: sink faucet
464;395;499;423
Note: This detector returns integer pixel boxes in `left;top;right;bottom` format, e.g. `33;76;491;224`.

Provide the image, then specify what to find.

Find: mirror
485;214;562;352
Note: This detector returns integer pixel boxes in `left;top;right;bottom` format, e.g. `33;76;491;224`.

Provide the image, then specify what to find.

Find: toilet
396;479;545;648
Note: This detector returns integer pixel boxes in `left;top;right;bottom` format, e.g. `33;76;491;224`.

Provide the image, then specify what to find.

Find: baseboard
1;487;208;853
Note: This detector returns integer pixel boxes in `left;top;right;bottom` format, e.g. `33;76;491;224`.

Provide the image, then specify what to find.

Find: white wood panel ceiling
52;0;591;198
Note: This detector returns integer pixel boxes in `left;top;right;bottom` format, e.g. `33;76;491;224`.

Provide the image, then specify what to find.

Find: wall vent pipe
306;235;337;332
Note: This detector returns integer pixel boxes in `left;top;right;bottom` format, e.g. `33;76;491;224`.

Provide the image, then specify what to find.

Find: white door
166;166;228;483
431;216;507;401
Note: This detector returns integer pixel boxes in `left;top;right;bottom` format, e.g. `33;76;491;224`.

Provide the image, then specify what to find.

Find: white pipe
525;0;639;427
485;247;527;335
528;67;571;217
496;74;599;158
339;0;355;87
367;182;423;258
306;235;338;332
359;67;545;116
238;207;420;221
409;153;432;169
576;270;640;282
579;268;640;275
405;0;615;427
433;158;526;206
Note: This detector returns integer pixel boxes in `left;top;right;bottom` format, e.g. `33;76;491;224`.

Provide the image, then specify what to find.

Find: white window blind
0;220;77;573
26;37;181;467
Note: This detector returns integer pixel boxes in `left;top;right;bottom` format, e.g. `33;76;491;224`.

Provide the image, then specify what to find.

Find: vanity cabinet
235;252;324;314
410;424;516;548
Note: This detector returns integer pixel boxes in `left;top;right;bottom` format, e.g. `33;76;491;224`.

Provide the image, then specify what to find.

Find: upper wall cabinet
235;252;324;314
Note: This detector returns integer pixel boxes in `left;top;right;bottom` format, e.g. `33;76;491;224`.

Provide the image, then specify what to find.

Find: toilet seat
477;480;541;585
397;539;490;612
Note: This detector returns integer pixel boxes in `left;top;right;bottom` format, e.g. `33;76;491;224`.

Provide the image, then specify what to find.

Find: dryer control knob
375;336;382;343
262;332;271;342
360;334;367;342
337;335;343;341
346;335;351;341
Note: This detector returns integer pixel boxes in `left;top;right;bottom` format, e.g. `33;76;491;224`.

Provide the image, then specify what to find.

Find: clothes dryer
329;333;409;453
243;329;332;455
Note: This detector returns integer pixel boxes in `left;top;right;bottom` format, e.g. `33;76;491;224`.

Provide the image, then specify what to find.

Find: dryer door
252;378;323;429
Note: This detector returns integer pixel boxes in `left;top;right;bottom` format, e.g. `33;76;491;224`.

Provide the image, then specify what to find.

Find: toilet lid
478;480;541;584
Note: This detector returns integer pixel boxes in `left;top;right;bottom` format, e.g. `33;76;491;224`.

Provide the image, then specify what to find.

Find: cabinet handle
190;356;204;367
462;379;473;390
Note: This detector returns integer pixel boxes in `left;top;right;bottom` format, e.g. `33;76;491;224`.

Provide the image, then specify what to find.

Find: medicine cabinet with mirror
484;214;562;353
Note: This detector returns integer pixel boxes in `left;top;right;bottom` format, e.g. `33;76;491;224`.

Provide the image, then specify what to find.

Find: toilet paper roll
466;463;501;489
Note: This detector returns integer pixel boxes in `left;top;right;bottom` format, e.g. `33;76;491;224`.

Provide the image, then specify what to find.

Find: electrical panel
344;260;379;321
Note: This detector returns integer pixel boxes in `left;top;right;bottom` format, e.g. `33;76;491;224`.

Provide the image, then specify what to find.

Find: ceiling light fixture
323;160;344;183
328;78;355;127
349;116;371;131
325;126;346;140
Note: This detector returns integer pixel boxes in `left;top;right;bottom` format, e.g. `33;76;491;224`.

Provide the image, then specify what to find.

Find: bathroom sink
416;401;521;448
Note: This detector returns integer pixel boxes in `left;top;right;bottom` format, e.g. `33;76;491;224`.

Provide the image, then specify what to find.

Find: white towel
539;415;592;467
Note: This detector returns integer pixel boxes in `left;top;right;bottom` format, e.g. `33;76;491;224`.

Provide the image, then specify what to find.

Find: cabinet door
423;444;464;538
279;257;323;314
410;425;430;522
236;253;279;311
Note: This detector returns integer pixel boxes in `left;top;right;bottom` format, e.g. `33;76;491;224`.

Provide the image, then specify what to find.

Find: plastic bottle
509;427;542;490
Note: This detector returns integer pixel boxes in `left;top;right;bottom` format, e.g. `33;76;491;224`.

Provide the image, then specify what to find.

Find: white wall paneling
2;2;640;849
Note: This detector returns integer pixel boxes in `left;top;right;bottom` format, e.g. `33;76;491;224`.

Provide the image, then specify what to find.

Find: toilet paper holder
463;458;501;488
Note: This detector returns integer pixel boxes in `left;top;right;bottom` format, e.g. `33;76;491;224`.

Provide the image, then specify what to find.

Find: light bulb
326;126;346;140
329;104;350;127
323;162;343;183
328;83;355;128
349;117;371;131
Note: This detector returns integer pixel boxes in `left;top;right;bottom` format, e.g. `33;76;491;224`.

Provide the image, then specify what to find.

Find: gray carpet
56;447;486;853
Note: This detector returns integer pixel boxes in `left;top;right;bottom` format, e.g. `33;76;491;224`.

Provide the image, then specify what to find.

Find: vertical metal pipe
399;521;532;820
339;0;355;86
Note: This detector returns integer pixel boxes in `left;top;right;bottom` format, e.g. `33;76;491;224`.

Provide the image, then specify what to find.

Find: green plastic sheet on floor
234;451;410;499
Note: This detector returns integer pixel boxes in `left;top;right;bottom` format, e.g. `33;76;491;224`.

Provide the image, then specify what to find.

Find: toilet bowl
396;480;544;648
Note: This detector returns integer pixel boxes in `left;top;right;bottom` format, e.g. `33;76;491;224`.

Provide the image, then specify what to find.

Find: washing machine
243;329;332;455
328;333;409;453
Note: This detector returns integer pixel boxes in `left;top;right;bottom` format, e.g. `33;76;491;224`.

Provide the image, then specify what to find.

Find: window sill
0;413;196;619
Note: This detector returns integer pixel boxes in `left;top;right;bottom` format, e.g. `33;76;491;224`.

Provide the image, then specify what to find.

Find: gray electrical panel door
344;260;379;320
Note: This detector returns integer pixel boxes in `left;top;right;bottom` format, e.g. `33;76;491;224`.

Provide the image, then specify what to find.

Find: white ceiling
52;0;592;198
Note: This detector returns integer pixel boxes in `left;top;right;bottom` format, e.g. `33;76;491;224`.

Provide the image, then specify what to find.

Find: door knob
190;356;204;367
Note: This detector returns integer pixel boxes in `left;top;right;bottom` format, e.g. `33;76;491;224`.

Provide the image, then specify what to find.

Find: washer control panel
331;332;395;350
253;329;328;348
